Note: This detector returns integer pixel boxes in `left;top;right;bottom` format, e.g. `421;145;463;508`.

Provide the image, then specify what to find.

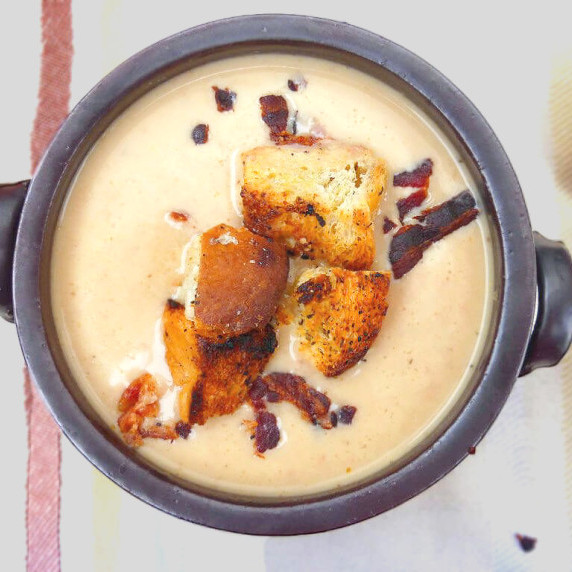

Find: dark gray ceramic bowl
1;15;571;535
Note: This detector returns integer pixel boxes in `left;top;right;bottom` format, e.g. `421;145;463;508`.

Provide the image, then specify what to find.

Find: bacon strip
261;373;332;427
396;188;427;223
389;190;479;278
393;158;434;188
394;159;434;222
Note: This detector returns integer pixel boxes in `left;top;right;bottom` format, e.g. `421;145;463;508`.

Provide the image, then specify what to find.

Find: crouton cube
163;301;277;425
241;140;387;270
174;224;289;340
295;268;390;376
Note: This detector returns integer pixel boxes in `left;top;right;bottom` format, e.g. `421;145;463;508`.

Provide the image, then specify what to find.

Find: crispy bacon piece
338;405;357;425
245;373;358;456
261;373;332;428
389;190;479;278
141;423;179;441
191;123;209;144
383;216;397;234
396;188;428;223
288;77;307;92
254;410;280;455
393;158;433;188
250;373;358;432
394;159;434;222
259;95;319;146
247;376;269;406
260;95;288;134
175;421;192;439
212;86;236;112
242;399;280;458
117;373;177;446
168;211;189;223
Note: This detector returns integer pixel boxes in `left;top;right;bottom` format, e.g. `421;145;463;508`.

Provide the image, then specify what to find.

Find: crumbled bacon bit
288;77;307;92
389;190;479;278
393;159;434;222
383;217;397;234
212;86;236;112
262;372;332;427
338;405;357;425
260;95;289;136
248;377;268;404
266;390;280;402
254;410;280;454
468;446;476;455
175;421;192;439
393;158;433;188
397;188;428;223
259;95;319;146
168;211;189;223
515;534;537;552
117;373;173;447
141;424;178;441
191;123;209;144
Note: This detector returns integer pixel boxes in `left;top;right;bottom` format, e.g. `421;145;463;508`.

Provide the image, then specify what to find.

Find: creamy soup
51;54;492;498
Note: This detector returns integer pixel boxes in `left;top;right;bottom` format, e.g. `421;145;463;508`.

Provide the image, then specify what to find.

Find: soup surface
51;54;492;498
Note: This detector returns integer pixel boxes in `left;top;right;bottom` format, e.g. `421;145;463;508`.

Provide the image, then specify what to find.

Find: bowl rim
13;14;536;535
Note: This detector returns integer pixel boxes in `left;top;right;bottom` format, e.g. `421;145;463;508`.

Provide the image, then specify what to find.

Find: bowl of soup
1;15;571;534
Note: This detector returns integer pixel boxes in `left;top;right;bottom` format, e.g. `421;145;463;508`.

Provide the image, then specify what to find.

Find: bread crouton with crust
241;140;387;270
163;301;277;425
295;268;390;376
174;224;289;340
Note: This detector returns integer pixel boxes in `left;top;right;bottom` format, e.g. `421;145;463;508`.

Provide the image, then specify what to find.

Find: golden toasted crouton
163;301;277;425
174;224;288;340
295;268;390;376
241;140;387;270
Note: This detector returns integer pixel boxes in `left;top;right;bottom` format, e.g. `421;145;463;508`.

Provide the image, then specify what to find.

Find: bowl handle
520;231;572;376
0;181;29;323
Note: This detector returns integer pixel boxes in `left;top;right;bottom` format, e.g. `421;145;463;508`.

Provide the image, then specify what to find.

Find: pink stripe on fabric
31;0;73;172
25;372;62;572
26;0;73;570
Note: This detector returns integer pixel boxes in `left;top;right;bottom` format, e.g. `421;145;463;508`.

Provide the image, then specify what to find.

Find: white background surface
1;1;571;570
